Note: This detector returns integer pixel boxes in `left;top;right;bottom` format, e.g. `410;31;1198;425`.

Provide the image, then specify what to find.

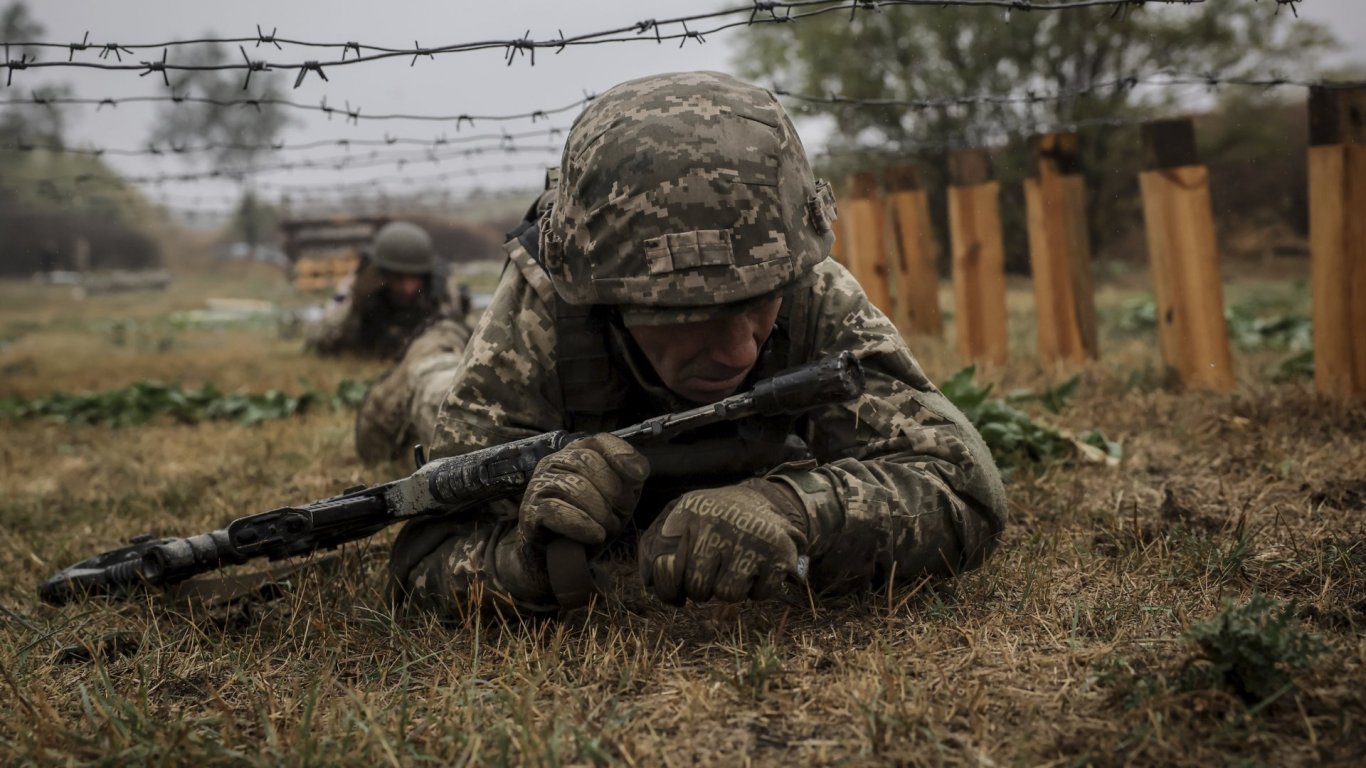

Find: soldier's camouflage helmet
371;221;436;275
541;71;838;326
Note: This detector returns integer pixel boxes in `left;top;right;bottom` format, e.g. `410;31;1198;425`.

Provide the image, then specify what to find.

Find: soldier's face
628;298;782;404
381;271;426;306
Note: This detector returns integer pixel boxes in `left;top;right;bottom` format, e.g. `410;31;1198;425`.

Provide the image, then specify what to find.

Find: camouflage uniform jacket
306;268;458;359
416;255;1007;602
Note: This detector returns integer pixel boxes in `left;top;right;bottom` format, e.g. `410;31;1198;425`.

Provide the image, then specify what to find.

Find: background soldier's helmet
370;221;436;275
541;70;838;326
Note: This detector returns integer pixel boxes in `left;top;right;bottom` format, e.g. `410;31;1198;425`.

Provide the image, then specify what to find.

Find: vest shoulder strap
503;218;557;304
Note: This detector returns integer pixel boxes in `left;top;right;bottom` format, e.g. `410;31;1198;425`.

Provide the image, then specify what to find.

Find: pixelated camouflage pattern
354;316;471;463
542;71;838;326
390;259;1006;614
304;267;459;359
389;517;559;620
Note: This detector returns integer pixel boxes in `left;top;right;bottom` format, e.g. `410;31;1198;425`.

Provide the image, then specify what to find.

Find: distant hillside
0;149;167;276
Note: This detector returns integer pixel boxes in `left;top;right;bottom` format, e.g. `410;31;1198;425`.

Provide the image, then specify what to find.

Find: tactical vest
504;211;819;495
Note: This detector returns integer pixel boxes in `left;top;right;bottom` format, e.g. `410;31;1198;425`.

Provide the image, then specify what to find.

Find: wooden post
1024;133;1098;365
884;165;943;337
841;171;894;318
1308;85;1366;400
947;149;1008;366
1138;119;1234;391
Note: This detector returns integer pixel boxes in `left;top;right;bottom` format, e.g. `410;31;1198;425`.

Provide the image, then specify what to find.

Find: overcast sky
9;0;1363;223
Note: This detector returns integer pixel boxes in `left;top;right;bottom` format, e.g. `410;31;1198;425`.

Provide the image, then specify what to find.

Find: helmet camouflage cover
541;70;838;326
371;221;436;275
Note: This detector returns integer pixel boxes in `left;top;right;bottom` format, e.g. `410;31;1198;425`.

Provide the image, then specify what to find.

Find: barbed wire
1;182;542;221
180;145;557;182
774;71;1363;112
7;66;1350;160
6;159;557;192
2;140;558;187
214;161;556;193
7;68;1352;168
0;90;591;127
2;177;537;208
815;115;1147;159
3;66;1345;138
6;1;1210;57
0;125;569;159
2;0;1207;88
5;178;535;204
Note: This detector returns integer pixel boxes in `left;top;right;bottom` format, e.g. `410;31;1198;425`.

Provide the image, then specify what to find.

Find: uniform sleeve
767;261;1007;594
305;288;361;355
389;264;564;612
429;263;562;458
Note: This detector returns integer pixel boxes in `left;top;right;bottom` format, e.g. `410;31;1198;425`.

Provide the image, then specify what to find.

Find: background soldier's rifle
39;352;865;609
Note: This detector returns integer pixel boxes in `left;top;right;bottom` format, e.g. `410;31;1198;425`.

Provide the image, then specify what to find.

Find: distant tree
232;189;279;248
0;2;172;274
0;2;70;148
735;0;1336;264
148;40;294;172
0;0;38;40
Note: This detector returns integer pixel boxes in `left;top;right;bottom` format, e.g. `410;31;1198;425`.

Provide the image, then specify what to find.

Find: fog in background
13;0;1365;222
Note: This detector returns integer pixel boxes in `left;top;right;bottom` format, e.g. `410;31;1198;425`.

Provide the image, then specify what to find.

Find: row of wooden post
831;85;1364;400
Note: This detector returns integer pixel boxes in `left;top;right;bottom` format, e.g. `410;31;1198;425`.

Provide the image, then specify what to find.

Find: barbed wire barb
255;25;282;50
138;49;170;86
68;31;91;62
1272;0;1300;19
410;41;435;67
238;46;270;90
505;31;535;66
97;42;129;62
5;45;19;86
293;61;328;89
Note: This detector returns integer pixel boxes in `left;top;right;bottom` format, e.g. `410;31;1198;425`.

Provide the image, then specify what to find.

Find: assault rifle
39;352;865;608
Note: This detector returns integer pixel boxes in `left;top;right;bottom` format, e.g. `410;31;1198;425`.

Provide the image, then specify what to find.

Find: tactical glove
518;433;650;548
389;516;559;616
639;479;809;605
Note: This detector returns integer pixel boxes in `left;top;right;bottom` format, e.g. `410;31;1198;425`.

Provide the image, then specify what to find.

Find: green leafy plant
940;367;1119;471
1114;295;1311;353
1115;297;1159;334
1273;349;1314;382
0;379;367;427
1007;375;1080;414
1181;593;1327;704
1224;304;1311;353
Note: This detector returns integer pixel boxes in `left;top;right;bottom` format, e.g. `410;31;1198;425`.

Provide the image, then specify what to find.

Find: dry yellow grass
1;264;1362;766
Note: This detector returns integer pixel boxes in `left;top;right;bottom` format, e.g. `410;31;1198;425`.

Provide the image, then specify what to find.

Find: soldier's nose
707;316;761;371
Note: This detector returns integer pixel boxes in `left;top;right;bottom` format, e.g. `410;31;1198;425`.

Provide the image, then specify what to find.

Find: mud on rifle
39;352;866;608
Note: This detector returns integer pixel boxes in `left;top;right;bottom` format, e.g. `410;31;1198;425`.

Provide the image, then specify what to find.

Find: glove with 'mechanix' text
638;479;810;605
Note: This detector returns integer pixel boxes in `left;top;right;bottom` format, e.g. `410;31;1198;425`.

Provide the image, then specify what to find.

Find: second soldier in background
306;220;468;359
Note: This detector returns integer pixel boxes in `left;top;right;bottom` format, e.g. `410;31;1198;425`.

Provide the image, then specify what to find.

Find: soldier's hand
519;433;650;548
639;479;809;605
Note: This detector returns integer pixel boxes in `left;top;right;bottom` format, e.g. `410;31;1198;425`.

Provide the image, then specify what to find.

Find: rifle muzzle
139;530;237;586
750;350;865;416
